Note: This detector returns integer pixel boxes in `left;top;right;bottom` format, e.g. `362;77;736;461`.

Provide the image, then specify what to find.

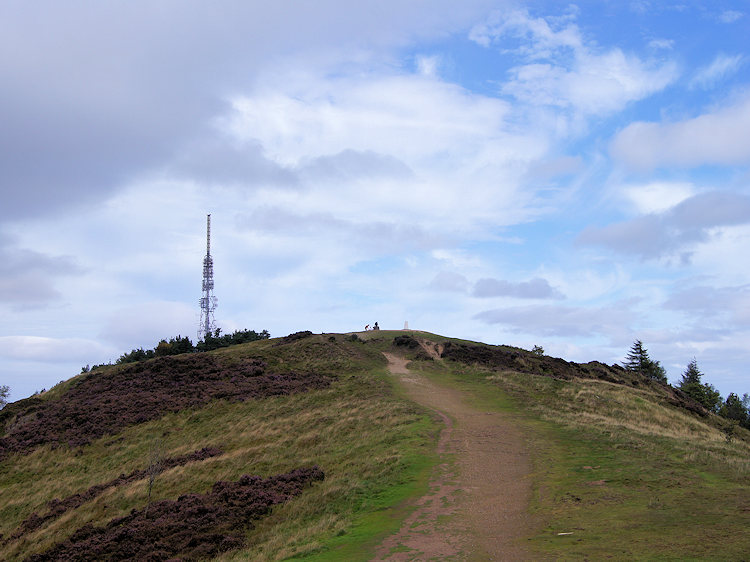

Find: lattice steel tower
198;214;218;341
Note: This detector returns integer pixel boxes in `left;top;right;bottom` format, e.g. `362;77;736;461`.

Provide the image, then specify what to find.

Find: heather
0;353;330;458
9;447;223;541
28;467;324;562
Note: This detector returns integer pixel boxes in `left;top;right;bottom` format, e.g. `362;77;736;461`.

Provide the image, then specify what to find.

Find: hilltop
1;330;749;560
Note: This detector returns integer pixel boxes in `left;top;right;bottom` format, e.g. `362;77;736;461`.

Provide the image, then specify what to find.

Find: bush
393;335;420;349
280;331;314;344
116;330;271;361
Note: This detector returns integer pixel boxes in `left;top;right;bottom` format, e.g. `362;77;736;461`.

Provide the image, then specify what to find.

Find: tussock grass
0;335;438;561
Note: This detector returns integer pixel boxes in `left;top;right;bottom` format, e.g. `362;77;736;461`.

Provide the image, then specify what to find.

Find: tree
680;358;702;385
677;358;721;412
718;393;749;426
531;345;544;356
623;340;667;383
0;385;9;409
154;335;194;357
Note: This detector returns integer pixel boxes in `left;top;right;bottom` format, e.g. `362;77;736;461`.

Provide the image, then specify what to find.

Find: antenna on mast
198;214;218;341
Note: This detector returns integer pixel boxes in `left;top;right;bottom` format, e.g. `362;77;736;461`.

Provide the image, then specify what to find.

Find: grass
403;351;750;560
3;330;749;560
0;334;439;561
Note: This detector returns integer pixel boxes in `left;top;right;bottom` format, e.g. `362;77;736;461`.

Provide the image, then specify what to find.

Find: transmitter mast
198;214;218;341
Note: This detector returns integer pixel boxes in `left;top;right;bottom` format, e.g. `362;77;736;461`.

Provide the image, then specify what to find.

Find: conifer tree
680;358;702;385
623;340;667;383
678;358;721;412
719;393;749;426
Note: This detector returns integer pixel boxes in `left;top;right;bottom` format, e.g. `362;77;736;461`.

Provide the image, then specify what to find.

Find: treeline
624;340;750;431
82;329;270;372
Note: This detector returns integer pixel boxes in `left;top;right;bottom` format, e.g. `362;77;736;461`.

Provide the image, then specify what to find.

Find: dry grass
484;369;750;478
433;359;750;559
0;336;437;561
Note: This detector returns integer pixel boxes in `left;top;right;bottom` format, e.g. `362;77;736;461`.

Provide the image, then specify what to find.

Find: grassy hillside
0;333;438;560
2;330;749;560
398;335;750;560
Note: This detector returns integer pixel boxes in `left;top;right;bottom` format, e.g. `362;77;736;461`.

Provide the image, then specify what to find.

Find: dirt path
374;351;533;561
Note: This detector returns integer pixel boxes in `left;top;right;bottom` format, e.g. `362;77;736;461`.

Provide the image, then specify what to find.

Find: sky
1;1;749;403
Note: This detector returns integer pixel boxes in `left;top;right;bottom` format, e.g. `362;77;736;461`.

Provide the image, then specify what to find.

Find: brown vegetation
27;466;324;562
0;354;331;459
9;447;223;541
440;341;709;416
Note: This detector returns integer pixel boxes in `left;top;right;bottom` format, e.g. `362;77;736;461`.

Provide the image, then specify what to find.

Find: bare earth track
375;350;533;561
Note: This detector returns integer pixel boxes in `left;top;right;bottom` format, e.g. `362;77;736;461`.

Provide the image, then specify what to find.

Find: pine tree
623;340;649;374
678;358;721;412
719;393;749;425
680;358;702;385
623;340;667;383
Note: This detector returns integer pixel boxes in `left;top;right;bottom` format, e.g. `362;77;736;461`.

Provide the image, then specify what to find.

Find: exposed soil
0;355;331;459
27;466;324;562
375;350;533;561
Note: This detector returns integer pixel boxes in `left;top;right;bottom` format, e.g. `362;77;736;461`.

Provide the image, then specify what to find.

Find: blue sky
1;1;749;402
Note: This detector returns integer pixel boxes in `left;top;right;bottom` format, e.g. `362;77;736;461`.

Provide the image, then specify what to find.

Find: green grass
3;330;749;560
0;334;439;561
403;352;750;560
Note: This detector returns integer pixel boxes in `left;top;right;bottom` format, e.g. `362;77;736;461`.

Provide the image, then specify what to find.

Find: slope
390;334;750;560
1;330;749;560
0;333;438;560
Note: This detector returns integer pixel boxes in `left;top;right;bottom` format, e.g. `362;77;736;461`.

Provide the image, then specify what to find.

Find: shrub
280;331;314;344
393;335;420;349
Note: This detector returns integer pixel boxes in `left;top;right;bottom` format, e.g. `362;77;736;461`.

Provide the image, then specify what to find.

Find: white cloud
0;336;114;363
224;69;546;233
611;92;750;170
717;10;743;23
472;277;564;299
623;181;695;214
430;249;485;269
429;271;470;293
690;53;744;90
470;8;678;117
648;38;674;50
504;49;676;116
0;0;497;221
689;224;750;285
0;236;83;309
664;284;750;327
474;302;633;340
415;54;441;77
577;191;750;260
99;301;198;349
2;1;749;402
524;155;583;180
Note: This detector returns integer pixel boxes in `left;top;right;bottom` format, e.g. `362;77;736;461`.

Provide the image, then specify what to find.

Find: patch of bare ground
375;352;533;561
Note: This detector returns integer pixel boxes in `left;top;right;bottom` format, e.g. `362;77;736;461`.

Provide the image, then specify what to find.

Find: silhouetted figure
373;322;380;331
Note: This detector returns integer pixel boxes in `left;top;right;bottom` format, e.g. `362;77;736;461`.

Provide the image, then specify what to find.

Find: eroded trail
374;352;532;561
